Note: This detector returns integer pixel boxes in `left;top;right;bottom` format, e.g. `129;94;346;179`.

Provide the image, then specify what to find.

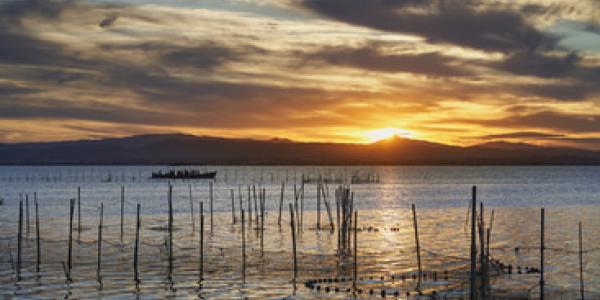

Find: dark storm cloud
512;82;597;101
0;0;73;22
307;43;472;77
0;83;39;95
99;41;257;70
497;52;579;78
300;0;556;53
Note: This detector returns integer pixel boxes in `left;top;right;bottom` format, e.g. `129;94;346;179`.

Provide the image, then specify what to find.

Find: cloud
305;42;473;77
300;0;556;53
465;111;600;134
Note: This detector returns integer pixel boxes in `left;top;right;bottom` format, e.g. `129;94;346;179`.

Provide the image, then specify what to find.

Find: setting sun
363;128;415;143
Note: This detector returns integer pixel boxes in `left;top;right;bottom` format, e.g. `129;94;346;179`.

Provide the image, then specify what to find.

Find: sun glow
363;128;415;143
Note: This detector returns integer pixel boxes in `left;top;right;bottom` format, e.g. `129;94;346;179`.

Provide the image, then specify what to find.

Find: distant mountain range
1;133;600;165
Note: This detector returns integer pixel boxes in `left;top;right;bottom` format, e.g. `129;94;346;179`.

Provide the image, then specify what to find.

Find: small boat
151;170;217;180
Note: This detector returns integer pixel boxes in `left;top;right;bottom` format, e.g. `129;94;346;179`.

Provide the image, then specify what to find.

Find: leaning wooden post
260;189;265;257
411;204;422;282
189;184;195;232
278;182;284;227
336;197;340;252
168;185;174;278
199;201;204;283
353;211;358;291
231;189;236;224
247;185;252;224
17;200;22;281
241;209;246;283
470;186;477;300
68;198;74;280
77;187;81;239
540;208;545;300
134;203;141;283
254;185;259;226
209;182;214;233
479;202;486;298
35;194;40;273
317;183;321;230
120;186;125;241
579;222;585;300
289;203;298;280
97;202;103;281
26;194;30;237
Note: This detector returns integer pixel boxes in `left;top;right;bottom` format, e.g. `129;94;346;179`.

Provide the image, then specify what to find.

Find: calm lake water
0;165;599;299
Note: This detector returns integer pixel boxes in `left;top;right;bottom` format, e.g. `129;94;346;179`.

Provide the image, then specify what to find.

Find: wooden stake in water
470;186;477;300
479;202;486;298
26;194;30;237
35;194;40;273
317;183;321;230
540;207;545;300
134;203;141;283
247;185;252;224
68;198;74;280
209;182;214;232
260;188;265;256
278;182;284;227
120;186;125;241
254;185;259;226
189;184;195;232
336;197;340;251
77;187;81;239
199;201;204;283
241;209;246;283
579;222;585;300
168;185;174;278
97;202;103;281
289;203;297;280
17;200;22;281
353;211;358;291
411;204;422;282
231;189;236;224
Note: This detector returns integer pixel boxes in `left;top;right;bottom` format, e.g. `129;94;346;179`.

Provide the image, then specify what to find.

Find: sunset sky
1;0;600;148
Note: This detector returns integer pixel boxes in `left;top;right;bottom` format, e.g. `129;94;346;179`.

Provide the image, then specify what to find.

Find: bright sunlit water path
0;166;599;299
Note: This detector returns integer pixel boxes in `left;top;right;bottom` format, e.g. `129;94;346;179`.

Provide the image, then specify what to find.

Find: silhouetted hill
1;133;599;165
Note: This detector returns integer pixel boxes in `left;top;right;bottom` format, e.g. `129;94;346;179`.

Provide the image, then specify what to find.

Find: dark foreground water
0;166;598;299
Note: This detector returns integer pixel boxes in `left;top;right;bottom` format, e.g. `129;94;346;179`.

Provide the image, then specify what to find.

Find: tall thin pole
209;182;214;232
77;187;81;239
134;203;141;282
17;200;22;281
120;186;125;240
278;182;284;227
470;186;477;300
479;202;486;298
199;202;204;283
241;209;246;283
540;208;545;300
68;198;74;280
579;222;585;300
412;204;422;282
97;202;103;281
353;211;358;291
289;203;297;280
189;184;195;232
231;189;236;224
35;194;40;273
26;194;30;237
168;185;173;278
317;183;321;230
247;185;252;224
